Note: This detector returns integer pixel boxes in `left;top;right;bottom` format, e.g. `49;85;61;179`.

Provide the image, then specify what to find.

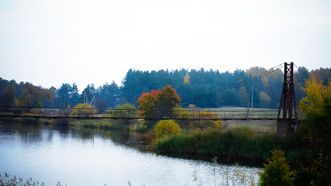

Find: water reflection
0;121;260;185
0;121;134;147
0;122;43;144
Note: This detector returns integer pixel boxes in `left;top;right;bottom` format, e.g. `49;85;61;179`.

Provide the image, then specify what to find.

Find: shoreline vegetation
0;116;308;168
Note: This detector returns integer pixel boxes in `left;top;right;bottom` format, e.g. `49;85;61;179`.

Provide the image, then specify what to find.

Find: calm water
0;122;260;186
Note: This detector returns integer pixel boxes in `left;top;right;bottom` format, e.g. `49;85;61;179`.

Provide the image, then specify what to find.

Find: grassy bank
69;119;126;130
154;127;312;167
0;117;130;131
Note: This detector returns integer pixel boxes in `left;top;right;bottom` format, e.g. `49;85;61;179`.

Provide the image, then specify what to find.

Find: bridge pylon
277;62;298;135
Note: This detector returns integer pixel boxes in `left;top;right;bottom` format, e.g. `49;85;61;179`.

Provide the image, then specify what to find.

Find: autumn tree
138;90;160;119
137;85;180;121
157;85;181;118
17;83;52;107
299;77;331;185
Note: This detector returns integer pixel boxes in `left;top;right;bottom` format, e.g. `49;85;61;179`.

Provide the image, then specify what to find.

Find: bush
70;103;97;115
108;103;136;118
154;120;182;139
259;149;294;186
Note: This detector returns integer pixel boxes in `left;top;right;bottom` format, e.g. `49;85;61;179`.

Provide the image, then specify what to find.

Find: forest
0;66;330;111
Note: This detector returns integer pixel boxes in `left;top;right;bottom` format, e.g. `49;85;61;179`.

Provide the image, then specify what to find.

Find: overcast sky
1;0;330;90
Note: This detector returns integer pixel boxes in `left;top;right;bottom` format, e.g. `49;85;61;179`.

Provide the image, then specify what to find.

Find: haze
1;0;330;90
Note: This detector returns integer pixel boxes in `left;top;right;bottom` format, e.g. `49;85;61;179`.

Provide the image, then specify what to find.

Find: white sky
0;0;331;90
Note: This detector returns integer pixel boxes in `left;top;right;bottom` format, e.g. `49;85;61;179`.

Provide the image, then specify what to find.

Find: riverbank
154;127;312;167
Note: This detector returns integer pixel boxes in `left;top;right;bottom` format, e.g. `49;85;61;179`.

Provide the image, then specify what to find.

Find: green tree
82;84;96;104
96;81;120;109
259;149;294;186
57;83;80;108
295;66;309;101
310;67;331;85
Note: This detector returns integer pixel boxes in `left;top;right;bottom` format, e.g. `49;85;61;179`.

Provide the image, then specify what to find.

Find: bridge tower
277;62;297;135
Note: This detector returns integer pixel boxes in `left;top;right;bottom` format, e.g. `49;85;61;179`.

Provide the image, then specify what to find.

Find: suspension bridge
0;106;279;120
0;62;299;134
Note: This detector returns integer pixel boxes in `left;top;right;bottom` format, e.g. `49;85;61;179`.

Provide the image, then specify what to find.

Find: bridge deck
0;106;279;121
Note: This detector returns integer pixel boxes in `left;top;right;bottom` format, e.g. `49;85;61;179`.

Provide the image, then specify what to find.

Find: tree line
0;66;330;111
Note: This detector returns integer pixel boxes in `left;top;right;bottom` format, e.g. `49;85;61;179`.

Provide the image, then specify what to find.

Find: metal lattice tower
277;62;297;120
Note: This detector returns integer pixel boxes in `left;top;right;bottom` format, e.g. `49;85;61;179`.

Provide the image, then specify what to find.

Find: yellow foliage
184;71;190;84
154;120;182;139
299;77;331;117
71;103;97;115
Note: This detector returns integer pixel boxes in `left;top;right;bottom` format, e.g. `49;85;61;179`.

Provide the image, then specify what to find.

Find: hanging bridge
0;105;280;121
0;62;299;134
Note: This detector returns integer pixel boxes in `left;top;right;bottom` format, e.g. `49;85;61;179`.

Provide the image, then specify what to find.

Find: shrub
259;149;294;186
108;103;136;118
154;120;182;139
70;103;97;115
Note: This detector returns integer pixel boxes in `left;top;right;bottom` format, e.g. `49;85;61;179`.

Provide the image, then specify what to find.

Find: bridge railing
0;106;280;120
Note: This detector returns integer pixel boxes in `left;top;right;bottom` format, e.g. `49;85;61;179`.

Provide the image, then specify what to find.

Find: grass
69;119;127;130
154;126;311;167
224;120;277;133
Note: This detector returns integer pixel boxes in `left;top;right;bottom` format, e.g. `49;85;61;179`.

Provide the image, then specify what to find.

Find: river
0;122;260;185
